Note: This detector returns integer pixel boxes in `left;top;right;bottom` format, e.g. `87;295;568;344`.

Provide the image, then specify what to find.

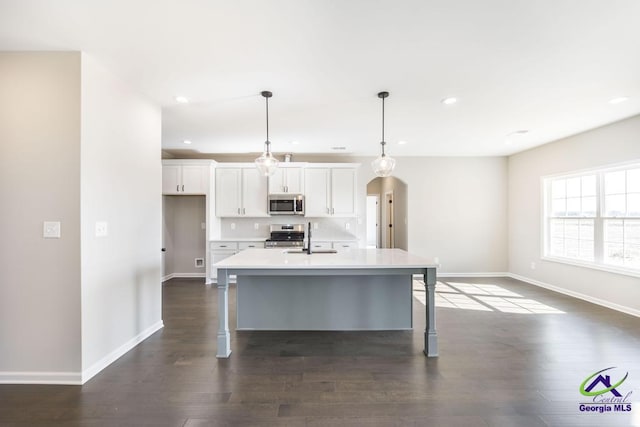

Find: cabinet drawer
310;242;332;250
332;241;358;249
211;241;239;250
239;241;265;250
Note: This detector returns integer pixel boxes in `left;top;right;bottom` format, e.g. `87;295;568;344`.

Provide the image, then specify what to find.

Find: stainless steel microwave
268;194;304;216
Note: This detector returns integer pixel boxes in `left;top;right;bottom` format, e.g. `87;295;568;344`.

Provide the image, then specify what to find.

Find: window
543;163;640;275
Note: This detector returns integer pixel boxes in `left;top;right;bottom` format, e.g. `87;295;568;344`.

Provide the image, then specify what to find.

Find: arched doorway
366;177;408;250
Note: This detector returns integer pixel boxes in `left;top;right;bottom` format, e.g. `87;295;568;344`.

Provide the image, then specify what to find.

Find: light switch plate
95;221;108;237
43;221;61;238
231;223;236;230
314;222;319;230
254;223;259;230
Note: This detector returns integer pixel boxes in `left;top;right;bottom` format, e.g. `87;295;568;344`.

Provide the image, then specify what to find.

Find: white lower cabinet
211;241;265;280
311;241;358;251
332;241;358;250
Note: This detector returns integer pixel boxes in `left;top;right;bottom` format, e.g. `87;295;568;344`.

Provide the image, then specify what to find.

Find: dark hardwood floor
2;276;640;426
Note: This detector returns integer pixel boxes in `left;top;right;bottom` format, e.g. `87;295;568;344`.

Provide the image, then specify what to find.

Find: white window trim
541;160;640;279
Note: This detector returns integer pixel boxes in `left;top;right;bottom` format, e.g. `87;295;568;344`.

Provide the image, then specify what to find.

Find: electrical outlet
254;223;259;230
95;221;108;237
231;223;236;230
43;221;61;238
345;222;350;230
201;222;206;230
314;222;319;230
530;262;536;270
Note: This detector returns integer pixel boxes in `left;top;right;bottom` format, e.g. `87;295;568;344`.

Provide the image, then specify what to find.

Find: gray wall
204;155;508;274
359;156;509;274
508;115;640;314
0;52;82;377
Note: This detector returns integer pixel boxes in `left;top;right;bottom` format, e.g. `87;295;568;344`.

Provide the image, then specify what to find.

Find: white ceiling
2;0;640;157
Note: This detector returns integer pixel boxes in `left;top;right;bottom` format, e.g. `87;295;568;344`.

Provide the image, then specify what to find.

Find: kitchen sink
283;248;338;254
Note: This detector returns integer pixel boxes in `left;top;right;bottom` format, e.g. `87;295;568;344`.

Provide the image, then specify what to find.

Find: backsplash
220;217;358;240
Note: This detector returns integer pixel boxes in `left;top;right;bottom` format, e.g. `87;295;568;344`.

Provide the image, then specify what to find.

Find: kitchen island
214;248;438;358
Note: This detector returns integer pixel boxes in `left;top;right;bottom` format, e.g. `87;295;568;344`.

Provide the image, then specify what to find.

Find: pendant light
255;90;279;176
371;91;396;177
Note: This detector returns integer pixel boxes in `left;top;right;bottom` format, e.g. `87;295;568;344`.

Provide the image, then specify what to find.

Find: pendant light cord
265;95;270;154
381;95;386;156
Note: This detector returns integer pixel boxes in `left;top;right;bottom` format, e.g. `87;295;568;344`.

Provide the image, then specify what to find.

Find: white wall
80;54;162;377
509;115;640;314
0;52;82;380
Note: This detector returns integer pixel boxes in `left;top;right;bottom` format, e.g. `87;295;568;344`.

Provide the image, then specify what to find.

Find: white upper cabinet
304;167;357;217
215;168;242;216
162;161;210;195
215;166;268;217
268;166;304;194
304;168;331;216
331;168;357;216
242;168;268;216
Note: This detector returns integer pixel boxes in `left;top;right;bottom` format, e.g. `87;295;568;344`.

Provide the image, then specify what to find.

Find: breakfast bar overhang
214;248;438;358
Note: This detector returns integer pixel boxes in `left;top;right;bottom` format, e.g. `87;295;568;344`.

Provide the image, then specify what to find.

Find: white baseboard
0;320;164;385
509;273;640;318
81;320;164;384
0;371;82;385
162;273;206;282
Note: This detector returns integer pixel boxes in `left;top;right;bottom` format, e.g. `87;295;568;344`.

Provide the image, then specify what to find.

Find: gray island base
214;248;438;358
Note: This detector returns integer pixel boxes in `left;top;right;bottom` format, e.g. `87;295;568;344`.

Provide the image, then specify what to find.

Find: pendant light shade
371;91;396;177
255;91;279;177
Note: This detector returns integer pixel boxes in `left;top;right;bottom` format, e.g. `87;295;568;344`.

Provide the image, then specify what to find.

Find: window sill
541;256;640;278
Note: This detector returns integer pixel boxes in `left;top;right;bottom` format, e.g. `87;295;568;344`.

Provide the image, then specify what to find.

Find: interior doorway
366;177;408;250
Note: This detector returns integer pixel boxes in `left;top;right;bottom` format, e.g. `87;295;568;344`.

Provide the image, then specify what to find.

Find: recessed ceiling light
331;146;347;150
398;140;408;145
175;96;189;104
290;140;300;145
609;96;629;105
441;97;457;105
182;140;192;145
507;130;529;136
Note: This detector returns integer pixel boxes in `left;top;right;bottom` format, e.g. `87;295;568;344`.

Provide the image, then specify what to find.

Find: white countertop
214;248;438;269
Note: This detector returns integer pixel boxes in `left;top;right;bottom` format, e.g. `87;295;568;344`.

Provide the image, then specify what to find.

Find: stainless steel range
265;224;305;248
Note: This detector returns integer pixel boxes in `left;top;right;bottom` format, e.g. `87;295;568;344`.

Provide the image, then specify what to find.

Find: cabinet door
267;168;285;194
162;165;181;195
215;168;242;217
284;168;304;194
181;165;209;194
304;168;330;217
242;168;268;216
331;168;357;216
